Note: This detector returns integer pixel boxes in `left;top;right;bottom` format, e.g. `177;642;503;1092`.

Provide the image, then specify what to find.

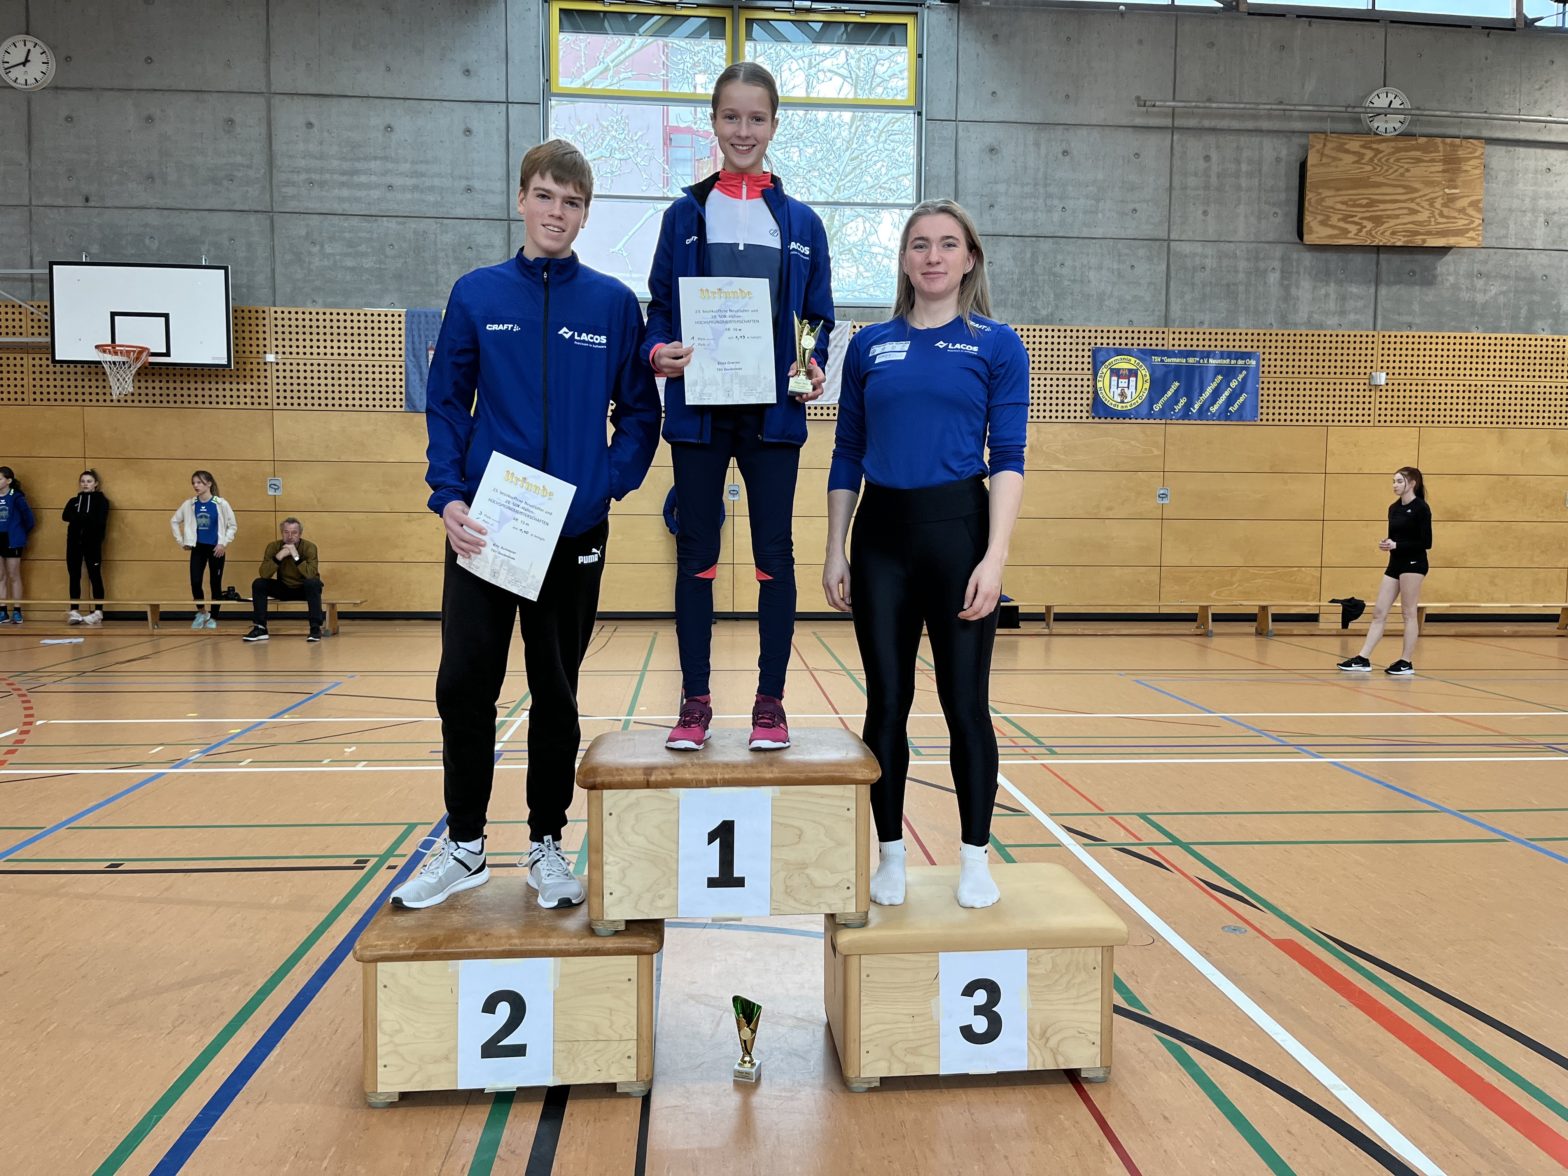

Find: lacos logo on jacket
558;325;608;349
934;340;980;354
789;241;811;259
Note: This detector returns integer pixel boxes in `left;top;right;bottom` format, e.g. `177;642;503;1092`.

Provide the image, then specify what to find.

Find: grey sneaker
389;837;488;909
191;613;207;630
526;836;584;909
204;613;219;629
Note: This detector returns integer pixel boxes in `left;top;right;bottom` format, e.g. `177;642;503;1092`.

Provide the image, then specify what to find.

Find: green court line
992;841;1292;1169
912;649;1058;757
12;854;393;864
1141;815;1568;1126
467;1091;514;1176
622;633;658;730
813;631;866;696
0;818;591;836
1114;976;1295;1176
999;836;1568;849
92;822;420;1176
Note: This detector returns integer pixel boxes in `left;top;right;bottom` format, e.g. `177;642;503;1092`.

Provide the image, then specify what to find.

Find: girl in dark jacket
63;469;111;625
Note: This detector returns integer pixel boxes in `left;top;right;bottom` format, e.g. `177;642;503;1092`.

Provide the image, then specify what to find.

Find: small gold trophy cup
732;995;762;1083
788;315;818;397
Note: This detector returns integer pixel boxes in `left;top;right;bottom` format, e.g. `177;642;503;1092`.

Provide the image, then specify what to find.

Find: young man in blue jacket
394;140;661;912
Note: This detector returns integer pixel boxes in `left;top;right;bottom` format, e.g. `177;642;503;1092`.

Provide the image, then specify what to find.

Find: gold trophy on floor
732;995;763;1083
788;315;819;398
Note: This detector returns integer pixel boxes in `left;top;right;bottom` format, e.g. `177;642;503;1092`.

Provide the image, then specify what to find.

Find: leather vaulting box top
354;875;663;963
830;864;1129;956
577;728;880;791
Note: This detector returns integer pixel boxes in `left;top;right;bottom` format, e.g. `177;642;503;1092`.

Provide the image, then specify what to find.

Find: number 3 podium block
353;875;662;1106
577;728;879;935
824;863;1129;1092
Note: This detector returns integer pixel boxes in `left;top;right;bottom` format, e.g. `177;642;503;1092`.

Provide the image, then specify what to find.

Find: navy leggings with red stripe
670;409;798;699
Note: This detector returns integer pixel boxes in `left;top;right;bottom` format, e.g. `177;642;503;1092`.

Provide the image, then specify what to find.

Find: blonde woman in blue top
825;200;1029;909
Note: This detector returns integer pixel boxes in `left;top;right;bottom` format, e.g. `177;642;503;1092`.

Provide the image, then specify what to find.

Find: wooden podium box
577;728;878;935
824;863;1129;1092
354;875;662;1105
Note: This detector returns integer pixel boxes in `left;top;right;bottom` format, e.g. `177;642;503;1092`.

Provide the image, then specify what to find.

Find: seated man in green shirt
244;517;325;643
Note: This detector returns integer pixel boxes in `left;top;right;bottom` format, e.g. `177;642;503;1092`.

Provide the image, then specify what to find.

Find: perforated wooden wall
801;323;1568;429
0;304;405;411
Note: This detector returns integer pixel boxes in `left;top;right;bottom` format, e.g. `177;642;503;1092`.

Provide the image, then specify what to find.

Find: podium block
823;864;1129;1092
353;875;662;1106
577;729;879;935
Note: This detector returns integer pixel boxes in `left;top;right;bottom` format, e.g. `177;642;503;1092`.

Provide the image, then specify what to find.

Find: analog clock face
1363;87;1411;137
1;34;55;90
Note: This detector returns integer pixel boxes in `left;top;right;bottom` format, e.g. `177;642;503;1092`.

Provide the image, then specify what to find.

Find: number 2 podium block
824;863;1129;1092
353;875;662;1106
577;728;879;935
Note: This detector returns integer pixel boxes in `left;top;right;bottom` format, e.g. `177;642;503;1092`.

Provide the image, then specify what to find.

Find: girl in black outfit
1338;466;1431;677
63;469;110;625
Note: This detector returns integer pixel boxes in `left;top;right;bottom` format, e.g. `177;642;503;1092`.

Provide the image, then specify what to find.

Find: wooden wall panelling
1163;425;1327;473
1159;473;1327;521
1301;134;1484;248
1161;566;1323;604
1325;427;1421;472
1161;520;1324;567
1417;428;1568;476
0;407;85;454
273;409;428;462
83;408;277;461
999;565;1163;607
1026;424;1164;471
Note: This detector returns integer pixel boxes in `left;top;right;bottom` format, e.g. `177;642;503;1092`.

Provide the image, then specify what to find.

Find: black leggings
850;477;999;847
436;521;608;845
67;536;105;609
189;544;226;616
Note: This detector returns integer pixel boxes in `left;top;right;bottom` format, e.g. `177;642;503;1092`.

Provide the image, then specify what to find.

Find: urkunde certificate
678;276;774;406
457;450;576;601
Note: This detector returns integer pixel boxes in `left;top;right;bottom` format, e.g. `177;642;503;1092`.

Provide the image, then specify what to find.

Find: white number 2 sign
456;957;555;1089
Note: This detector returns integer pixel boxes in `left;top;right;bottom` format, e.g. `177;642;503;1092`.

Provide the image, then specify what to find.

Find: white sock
870;839;906;906
955;843;1000;909
456;837;484;857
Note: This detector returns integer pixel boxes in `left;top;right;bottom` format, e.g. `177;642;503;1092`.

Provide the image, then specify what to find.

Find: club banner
1092;348;1260;422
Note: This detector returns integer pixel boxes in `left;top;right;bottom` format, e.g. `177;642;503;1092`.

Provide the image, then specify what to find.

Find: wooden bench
3;598;362;635
1189;601;1568;638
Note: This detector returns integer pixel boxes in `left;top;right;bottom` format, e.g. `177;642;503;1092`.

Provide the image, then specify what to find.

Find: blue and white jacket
646;172;834;447
426;250;662;539
0;490;34;548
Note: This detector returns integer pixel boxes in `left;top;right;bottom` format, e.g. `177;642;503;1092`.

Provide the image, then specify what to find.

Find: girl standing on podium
823;200;1028;909
646;61;835;754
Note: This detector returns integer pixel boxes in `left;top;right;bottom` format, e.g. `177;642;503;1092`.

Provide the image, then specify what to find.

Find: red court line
0;676;38;768
797;647;1141;1168
1030;760;1568;1167
1070;1074;1145;1176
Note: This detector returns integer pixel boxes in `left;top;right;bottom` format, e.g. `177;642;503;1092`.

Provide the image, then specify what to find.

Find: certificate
457;450;576;601
678;276;775;406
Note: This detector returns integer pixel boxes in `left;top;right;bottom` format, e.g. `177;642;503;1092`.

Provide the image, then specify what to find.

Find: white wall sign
938;949;1029;1075
677;788;772;918
456;957;556;1090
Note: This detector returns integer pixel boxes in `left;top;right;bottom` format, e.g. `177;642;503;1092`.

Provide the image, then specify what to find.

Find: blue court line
147;817;444;1175
1133;679;1568;867
0;682;342;862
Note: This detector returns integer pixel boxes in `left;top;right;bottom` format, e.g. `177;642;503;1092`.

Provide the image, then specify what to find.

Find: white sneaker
389;837;489;909
204;613;219;629
86;610;103;626
191;613;207;630
67;610;84;625
526;836;584;909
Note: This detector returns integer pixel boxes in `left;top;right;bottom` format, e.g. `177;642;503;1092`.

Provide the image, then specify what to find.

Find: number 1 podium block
353;874;662;1106
577;728;879;935
824;863;1129;1092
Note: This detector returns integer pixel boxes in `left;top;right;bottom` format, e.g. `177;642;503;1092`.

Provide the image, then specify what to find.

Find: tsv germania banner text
1091;348;1260;422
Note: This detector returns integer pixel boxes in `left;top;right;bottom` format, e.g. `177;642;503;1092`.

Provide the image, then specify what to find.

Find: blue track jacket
425;251;662;539
646;173;834;447
0;490;34;548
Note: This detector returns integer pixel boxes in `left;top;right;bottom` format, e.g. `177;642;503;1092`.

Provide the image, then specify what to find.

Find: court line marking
7;752;1568;777
1135;680;1568;867
0;682;342;862
995;771;1443;1176
29;708;1568;724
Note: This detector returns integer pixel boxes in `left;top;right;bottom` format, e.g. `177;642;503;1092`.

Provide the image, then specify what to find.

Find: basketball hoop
95;343;150;400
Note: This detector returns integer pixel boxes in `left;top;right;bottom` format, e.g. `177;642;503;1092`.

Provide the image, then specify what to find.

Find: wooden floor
3;616;1566;1175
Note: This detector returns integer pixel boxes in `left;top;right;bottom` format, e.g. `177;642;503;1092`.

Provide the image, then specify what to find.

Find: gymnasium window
548;3;919;304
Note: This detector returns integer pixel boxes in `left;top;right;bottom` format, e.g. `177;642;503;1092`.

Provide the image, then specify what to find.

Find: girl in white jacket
170;470;237;629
